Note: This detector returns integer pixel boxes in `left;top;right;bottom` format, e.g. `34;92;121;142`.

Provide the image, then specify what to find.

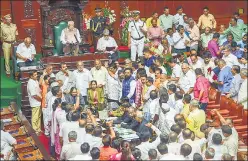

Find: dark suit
121;118;139;131
90;16;106;50
136;119;152;138
113;111;132;124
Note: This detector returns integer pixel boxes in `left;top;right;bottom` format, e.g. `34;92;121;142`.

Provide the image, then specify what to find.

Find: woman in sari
51;99;71;160
87;80;105;111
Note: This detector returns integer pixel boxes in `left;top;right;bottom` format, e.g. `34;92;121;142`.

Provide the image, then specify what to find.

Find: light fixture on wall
238;8;244;14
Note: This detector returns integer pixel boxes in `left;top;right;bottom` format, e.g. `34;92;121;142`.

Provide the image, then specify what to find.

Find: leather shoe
6;74;11;78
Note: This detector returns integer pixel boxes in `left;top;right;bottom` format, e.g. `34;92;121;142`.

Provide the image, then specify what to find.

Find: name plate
20;66;37;71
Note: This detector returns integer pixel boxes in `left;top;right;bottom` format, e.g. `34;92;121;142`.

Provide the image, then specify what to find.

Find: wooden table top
17;149;43;161
14;137;35;150
6;126;27;138
0;107;15;119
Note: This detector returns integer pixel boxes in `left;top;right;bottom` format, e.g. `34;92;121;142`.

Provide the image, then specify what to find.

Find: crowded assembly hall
0;0;247;160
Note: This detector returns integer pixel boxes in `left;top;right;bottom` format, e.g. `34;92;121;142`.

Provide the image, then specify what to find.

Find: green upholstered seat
119;51;130;58
53;21;68;55
12;43;38;79
12;45;19;73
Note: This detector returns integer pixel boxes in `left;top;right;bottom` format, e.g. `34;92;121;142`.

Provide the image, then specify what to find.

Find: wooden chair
223;100;242;120
208;87;221;105
235;109;248;133
207;95;230;116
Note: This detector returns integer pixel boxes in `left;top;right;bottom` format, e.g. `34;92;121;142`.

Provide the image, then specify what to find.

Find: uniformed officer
90;7;107;51
128;10;147;61
0;14;18;77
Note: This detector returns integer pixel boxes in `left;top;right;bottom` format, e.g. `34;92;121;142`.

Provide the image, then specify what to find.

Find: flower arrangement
82;12;92;30
120;5;133;45
102;1;116;25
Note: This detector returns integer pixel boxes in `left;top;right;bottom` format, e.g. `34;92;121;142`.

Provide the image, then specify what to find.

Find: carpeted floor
0;58;22;108
39;133;50;154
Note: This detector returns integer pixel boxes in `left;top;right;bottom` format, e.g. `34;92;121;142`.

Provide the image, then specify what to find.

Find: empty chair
207;95;230;116
235;109;248;133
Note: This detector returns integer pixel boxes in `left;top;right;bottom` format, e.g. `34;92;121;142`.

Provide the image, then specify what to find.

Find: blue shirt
237;40;246;49
218;66;233;93
231;49;243;59
222;40;234;47
144;56;156;67
237;18;244;25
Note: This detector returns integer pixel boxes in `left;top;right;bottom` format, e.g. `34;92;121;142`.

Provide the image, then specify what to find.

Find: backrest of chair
229;100;239;117
219;95;231;110
208;87;217;101
13;45;18;57
237;104;244;118
53;21;68;55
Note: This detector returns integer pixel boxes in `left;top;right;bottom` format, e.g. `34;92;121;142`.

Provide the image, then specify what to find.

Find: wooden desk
0;107;15;119
6;126;28;140
14;137;35;153
17;149;43;161
10;102;51;160
3;116;22;131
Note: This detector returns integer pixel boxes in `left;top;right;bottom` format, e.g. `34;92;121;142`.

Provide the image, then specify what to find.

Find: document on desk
122;133;139;141
2;118;12;123
99;110;108;120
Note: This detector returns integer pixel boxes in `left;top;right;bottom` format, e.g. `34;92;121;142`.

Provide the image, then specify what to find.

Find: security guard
0;14;18;77
128;10;147;61
90;7;107;51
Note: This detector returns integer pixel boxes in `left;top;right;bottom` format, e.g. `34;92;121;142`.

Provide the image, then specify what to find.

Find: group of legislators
1;5;248;161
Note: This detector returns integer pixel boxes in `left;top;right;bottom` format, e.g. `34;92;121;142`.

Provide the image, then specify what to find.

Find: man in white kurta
16;37;36;67
97;29;118;63
73;61;92;104
90;59;108;87
178;63;196;96
60;21;81;56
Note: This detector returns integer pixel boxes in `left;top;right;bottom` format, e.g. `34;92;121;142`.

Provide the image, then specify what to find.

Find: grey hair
240;68;248;77
68;131;77;140
182;63;189;68
190;99;200;108
188;18;194;23
218;59;226;66
103;29;110;35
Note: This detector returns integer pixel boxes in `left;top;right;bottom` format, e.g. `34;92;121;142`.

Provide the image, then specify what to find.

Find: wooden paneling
10;1;42;53
0;1;11;17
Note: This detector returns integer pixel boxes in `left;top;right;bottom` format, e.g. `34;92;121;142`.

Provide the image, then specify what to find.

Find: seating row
206;87;248;145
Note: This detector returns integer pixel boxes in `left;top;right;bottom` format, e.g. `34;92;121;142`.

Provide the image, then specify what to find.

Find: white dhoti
42;108;50;135
130;38;145;61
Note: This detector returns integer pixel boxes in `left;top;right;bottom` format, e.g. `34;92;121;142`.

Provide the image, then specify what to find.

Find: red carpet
38;133;50;154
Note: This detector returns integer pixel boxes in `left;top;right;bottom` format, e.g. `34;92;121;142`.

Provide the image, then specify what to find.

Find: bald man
16;37;36;67
60;21;81;56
